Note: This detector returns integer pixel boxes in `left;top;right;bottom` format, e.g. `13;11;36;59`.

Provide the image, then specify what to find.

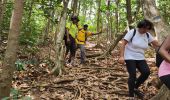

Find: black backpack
156;38;167;68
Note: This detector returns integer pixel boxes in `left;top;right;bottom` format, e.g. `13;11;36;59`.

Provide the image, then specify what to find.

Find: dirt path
12;45;159;100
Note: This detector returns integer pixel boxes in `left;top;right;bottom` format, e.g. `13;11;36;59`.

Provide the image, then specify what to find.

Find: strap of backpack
146;32;149;39
130;29;136;42
157;37;167;53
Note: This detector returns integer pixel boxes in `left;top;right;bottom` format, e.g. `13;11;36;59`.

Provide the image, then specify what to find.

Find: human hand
118;56;125;64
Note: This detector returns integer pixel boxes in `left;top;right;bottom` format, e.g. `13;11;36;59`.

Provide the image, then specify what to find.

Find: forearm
151;40;160;49
160;49;170;63
120;40;126;57
92;32;101;35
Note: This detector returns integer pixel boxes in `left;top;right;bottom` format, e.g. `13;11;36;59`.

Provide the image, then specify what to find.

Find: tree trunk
72;0;78;15
126;0;133;25
115;0;119;34
97;0;101;33
51;0;69;76
77;0;81;16
142;0;170;99
134;0;141;21
102;31;127;56
0;0;7;41
106;0;111;42
142;0;168;42
0;0;24;98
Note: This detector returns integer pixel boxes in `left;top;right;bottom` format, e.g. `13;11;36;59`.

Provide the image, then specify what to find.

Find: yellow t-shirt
76;29;92;44
66;22;82;38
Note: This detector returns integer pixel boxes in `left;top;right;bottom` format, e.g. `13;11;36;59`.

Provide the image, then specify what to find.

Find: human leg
79;44;86;64
135;60;150;88
70;36;76;65
125;60;137;97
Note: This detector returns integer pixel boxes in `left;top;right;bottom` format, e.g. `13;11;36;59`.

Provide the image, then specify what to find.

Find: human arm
150;40;160;49
91;31;102;35
159;36;170;63
118;39;128;64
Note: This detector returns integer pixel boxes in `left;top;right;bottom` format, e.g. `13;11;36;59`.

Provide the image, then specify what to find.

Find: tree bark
51;0;69;76
142;0;170;99
102;31;127;56
0;0;24;98
115;0;119;34
106;0;112;42
72;0;78;15
126;0;132;25
142;0;168;42
0;0;7;40
97;0;101;32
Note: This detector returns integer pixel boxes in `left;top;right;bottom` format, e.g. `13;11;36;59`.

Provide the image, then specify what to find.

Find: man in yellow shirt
76;24;102;64
65;16;82;66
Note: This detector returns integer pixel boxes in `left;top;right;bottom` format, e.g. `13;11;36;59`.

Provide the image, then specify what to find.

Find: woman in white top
119;19;159;99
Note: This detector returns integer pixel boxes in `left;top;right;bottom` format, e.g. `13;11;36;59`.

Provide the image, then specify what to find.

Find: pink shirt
158;60;170;77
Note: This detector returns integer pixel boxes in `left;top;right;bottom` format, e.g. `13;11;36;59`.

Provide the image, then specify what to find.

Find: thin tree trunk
72;0;78;15
51;0;69;76
77;0;81;16
97;0;101;33
106;0;111;42
142;0;170;99
0;0;24;98
115;0;119;34
126;0;132;25
134;0;141;21
0;0;7;41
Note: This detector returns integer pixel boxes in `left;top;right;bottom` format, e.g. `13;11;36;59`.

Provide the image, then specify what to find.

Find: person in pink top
158;35;170;89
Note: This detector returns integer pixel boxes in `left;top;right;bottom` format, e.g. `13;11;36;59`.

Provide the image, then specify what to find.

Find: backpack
156;38;167;68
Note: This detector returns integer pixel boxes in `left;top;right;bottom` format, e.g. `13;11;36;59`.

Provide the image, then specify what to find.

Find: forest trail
12;41;159;100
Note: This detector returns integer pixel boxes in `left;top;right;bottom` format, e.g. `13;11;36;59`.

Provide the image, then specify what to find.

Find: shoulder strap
130;29;136;42
146;32;149;39
157;37;167;53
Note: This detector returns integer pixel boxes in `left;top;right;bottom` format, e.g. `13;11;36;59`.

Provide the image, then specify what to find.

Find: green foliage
157;0;170;25
2;0;170;47
2;1;13;32
15;60;25;71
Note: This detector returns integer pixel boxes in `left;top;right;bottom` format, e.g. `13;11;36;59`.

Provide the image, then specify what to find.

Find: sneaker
134;89;144;99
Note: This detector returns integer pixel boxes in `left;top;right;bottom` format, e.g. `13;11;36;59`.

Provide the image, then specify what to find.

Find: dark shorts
160;74;170;89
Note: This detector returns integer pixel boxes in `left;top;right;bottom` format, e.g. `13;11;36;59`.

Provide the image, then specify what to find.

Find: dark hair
71;15;79;22
137;19;153;30
84;24;88;28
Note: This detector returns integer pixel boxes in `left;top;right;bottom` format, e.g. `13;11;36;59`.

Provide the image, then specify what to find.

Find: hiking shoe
134;89;144;99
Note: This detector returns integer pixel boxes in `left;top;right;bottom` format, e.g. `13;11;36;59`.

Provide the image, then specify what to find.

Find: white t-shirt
123;28;154;60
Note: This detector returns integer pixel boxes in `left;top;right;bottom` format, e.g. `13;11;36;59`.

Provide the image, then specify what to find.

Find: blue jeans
77;44;86;64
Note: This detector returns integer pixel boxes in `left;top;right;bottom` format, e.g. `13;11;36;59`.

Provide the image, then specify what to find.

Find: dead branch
101;31;127;57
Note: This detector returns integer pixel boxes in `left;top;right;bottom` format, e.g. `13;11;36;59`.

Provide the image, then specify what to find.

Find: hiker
158;35;170;89
76;24;102;64
63;27;70;59
118;19;159;99
65;15;82;66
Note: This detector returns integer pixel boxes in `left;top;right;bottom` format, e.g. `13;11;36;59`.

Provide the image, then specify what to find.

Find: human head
83;24;88;30
137;19;153;34
71;15;79;24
